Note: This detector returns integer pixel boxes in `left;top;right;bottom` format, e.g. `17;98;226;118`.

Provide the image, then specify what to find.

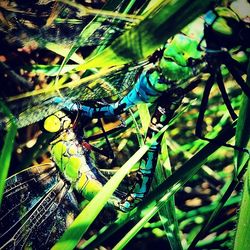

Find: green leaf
31;64;78;76
0;100;17;207
52;119;172;250
155;133;182;250
233;59;250;250
113;136;183;250
45;43;84;64
137;103;151;136
77;0;214;70
80;122;237;250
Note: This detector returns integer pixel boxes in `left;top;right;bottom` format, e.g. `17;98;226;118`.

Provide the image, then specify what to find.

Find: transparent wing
0;1;138;49
0;1;148;129
0;163;80;250
1;61;146;129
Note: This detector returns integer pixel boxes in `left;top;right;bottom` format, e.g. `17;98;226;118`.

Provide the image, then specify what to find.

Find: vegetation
0;1;249;249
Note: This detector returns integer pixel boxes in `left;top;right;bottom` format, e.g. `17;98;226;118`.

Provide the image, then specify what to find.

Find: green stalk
188;163;246;249
80;122;236;249
52;117;172;250
197;231;234;248
154;132;182;250
0;100;17;207
233;60;250;250
113;132;183;250
113;183;182;250
123;0;136;14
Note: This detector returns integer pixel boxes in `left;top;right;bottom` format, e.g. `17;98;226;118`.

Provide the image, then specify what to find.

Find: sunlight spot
194;216;204;224
26;138;37;148
185;197;202;206
184;186;192;193
17;148;22;154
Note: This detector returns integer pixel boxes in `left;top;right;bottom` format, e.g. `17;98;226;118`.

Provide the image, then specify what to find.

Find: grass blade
137;103;151;135
233;60;250;250
113;183;182;250
155;132;182;250
52;120;171;250
188;163;246;249
80;122;237;249
45;43;84;64
76;0;214;70
0;100;17;207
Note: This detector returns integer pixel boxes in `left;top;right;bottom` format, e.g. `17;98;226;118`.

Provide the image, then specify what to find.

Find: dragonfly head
159;34;202;81
44;111;71;133
204;7;241;50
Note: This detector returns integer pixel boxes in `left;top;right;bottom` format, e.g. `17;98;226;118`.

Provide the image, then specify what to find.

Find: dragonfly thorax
50;127;105;201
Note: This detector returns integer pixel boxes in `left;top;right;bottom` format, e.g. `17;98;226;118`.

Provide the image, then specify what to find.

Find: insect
0;31;204;248
0;2;249;249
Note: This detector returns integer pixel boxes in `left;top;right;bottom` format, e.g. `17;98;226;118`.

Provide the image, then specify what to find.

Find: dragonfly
2;1;249;248
0;31;205;248
0;0;216;129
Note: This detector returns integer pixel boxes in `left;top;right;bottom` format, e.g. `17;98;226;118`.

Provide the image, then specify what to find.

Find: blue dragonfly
0;32;204;249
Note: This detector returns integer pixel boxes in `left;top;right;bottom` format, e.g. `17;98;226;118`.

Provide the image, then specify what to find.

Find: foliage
0;1;249;250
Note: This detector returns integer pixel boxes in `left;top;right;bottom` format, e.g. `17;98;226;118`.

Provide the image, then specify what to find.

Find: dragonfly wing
27;187;79;249
0;163;80;249
1;61;146;129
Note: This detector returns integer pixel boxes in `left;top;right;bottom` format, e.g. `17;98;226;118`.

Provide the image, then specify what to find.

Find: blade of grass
7;65;124;102
113;120;238;250
188;161;247;249
57;104;188;250
115;133;182;250
45;43;84;64
52;116;173;250
155;132;182;250
113;182;183;250
81;122;237;249
0;100;17;207
92;0;138;56
179;195;240;222
76;0;214;70
197;231;234;249
128;109;144;146
59;0;143;21
55;0;141;85
147;195;240;229
137;103;151;136
210;215;237;233
233;60;250;250
31;64;78;76
54;18;101;86
190;59;250;250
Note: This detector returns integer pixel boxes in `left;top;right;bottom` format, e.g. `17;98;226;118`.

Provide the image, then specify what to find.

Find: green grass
0;100;17;207
0;1;249;249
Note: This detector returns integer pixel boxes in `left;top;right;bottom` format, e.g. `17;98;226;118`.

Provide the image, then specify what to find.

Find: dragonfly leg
195;54;249;153
195;72;214;137
224;52;250;98
216;68;238;120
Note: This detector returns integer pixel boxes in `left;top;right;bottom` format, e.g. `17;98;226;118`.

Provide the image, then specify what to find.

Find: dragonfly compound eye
44;115;61;132
204;7;241;49
44;111;71;133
